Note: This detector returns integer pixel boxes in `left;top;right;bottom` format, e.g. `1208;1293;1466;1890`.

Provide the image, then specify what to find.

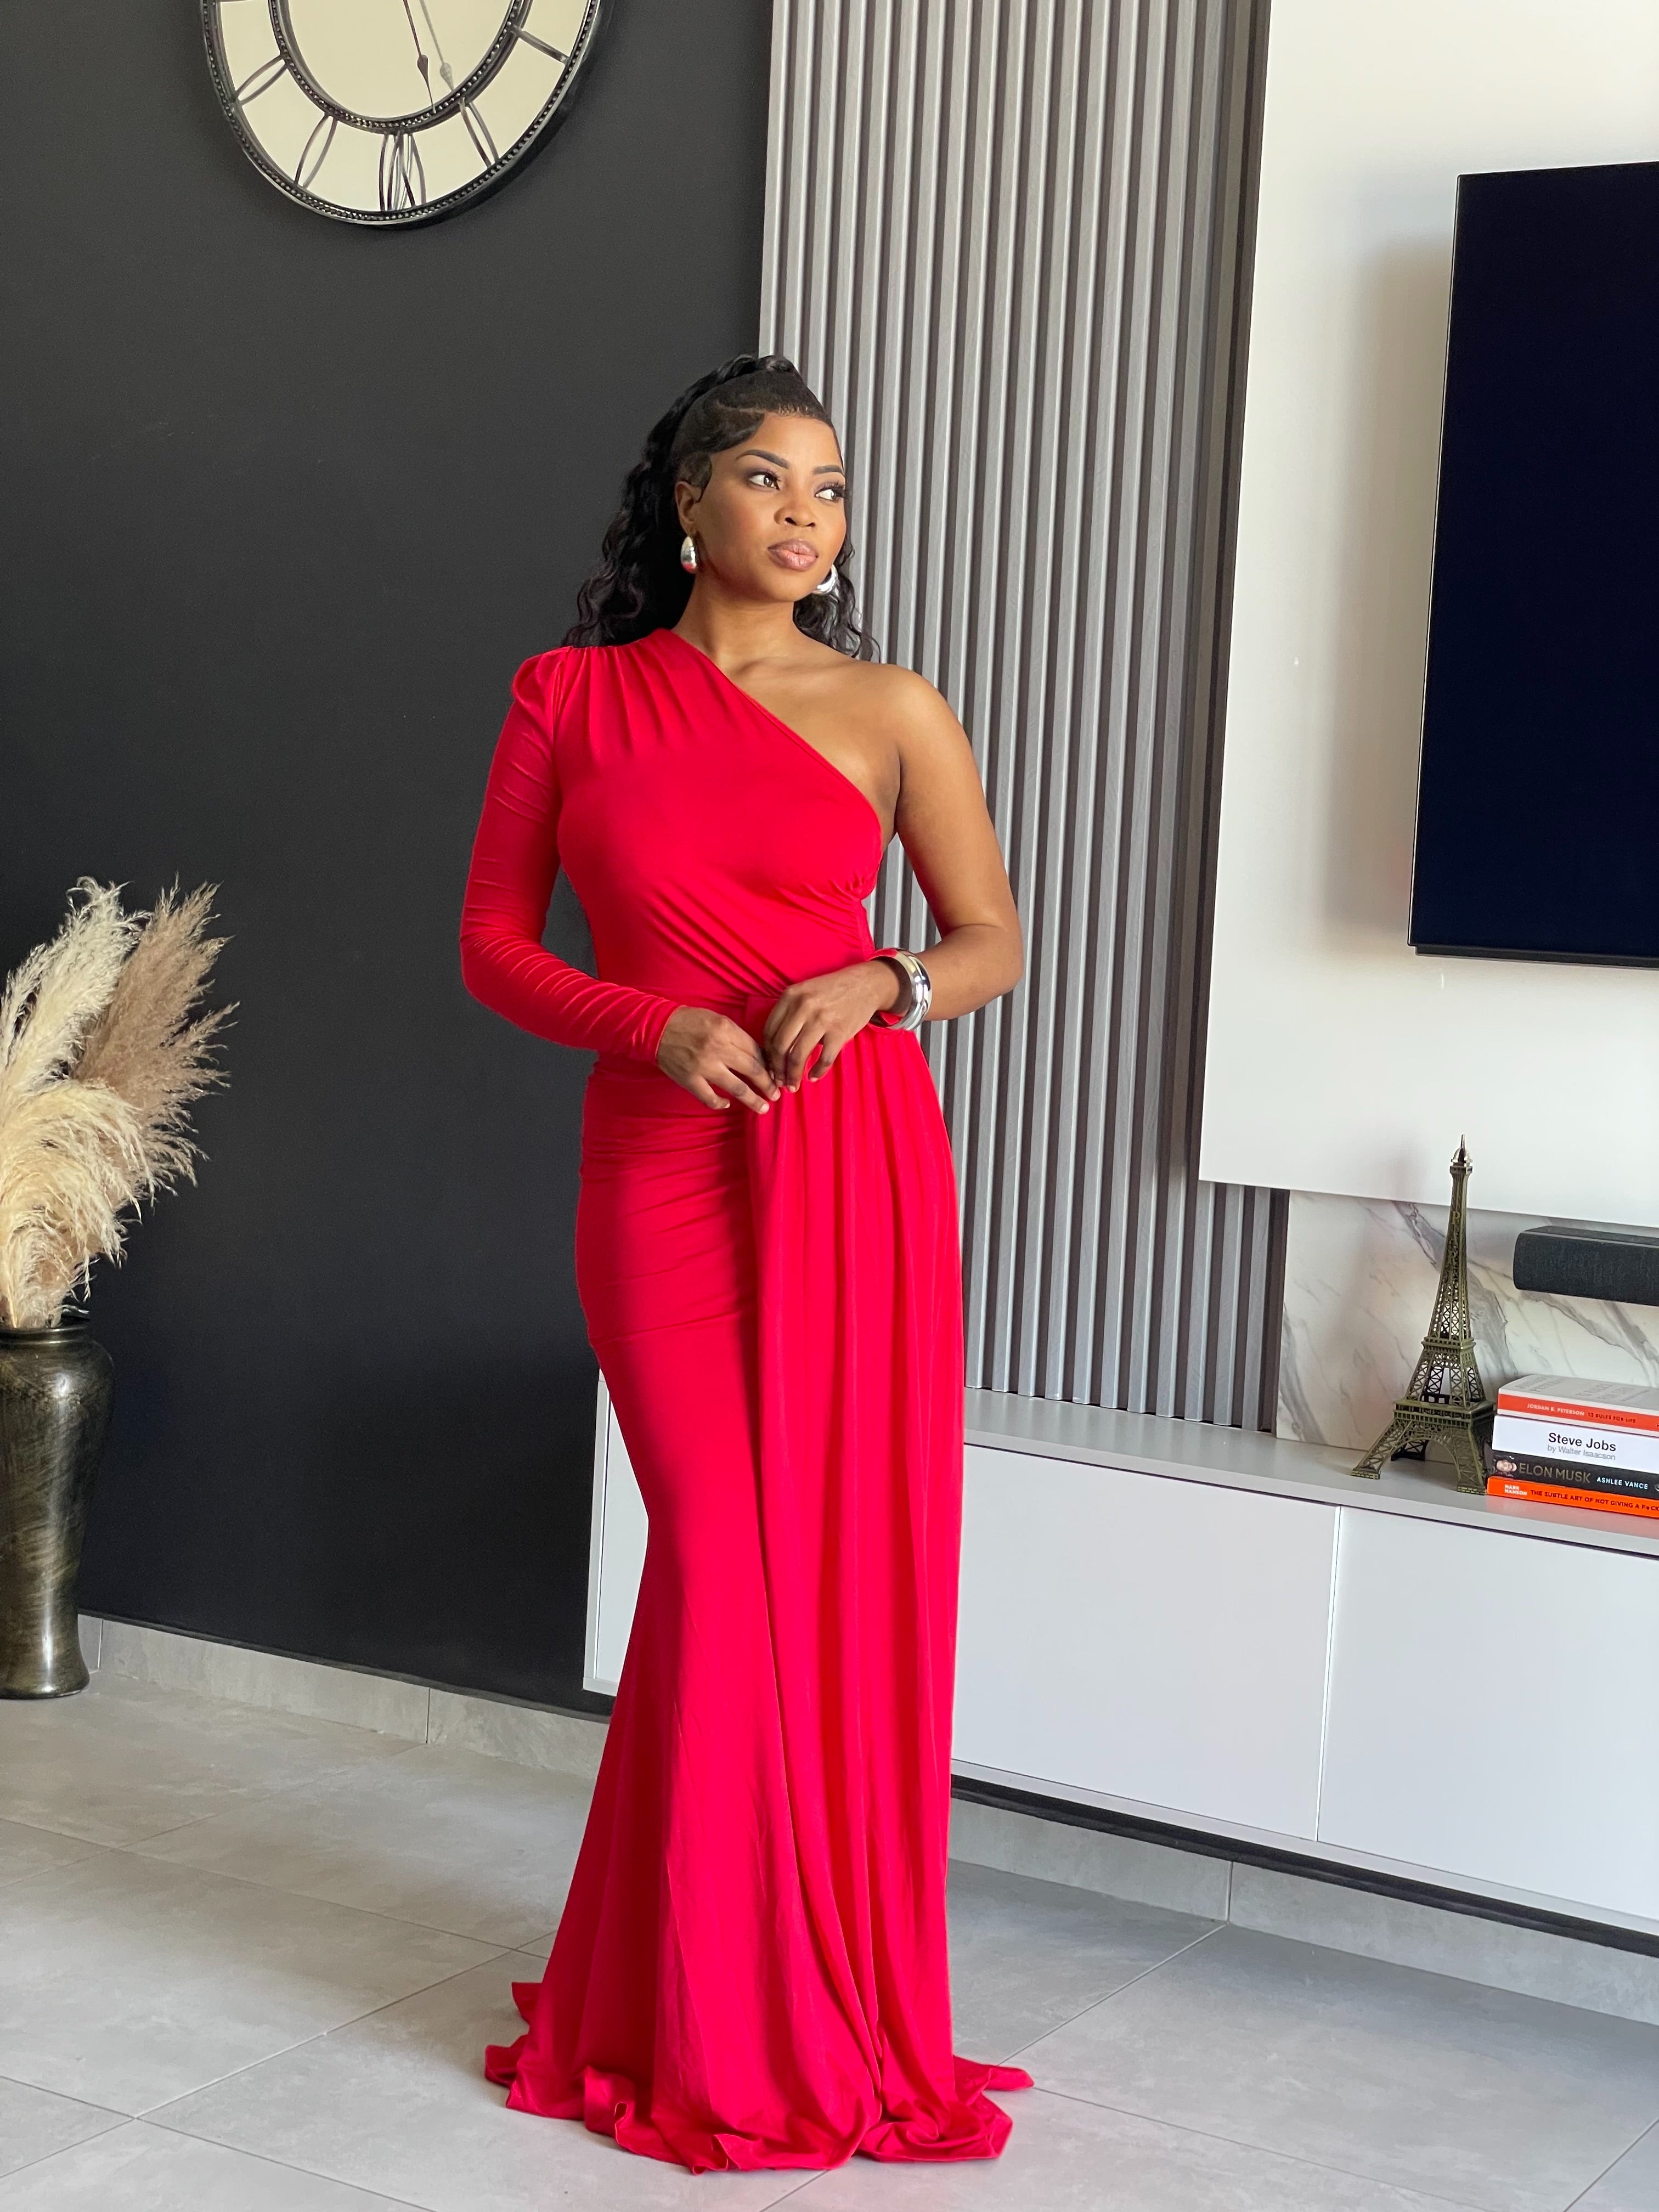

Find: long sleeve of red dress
459;652;681;1064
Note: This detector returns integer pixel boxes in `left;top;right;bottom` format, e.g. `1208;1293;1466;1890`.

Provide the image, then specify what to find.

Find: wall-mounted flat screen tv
1409;159;1659;967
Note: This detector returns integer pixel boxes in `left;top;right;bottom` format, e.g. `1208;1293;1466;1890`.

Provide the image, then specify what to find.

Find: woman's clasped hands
654;958;905;1113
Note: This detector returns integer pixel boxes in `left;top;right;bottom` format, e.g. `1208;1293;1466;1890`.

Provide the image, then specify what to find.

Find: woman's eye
817;483;846;501
748;470;780;488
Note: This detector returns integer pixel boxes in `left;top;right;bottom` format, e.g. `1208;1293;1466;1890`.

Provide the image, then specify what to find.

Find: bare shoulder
822;657;967;747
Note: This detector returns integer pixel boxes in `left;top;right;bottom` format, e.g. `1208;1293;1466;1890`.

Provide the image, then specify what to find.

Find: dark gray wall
0;2;770;1713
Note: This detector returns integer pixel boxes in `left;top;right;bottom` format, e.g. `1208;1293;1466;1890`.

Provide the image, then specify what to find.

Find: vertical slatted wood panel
759;0;1285;1424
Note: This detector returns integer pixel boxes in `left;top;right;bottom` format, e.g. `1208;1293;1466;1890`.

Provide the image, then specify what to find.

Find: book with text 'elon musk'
1487;1450;1659;1503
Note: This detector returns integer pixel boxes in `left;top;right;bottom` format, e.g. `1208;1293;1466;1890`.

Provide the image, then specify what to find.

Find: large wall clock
202;1;602;227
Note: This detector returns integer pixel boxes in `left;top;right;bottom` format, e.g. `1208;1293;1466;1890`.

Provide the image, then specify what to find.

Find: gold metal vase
0;1313;113;1697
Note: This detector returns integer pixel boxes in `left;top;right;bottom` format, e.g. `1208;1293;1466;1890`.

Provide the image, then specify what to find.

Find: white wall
1199;1;1659;1220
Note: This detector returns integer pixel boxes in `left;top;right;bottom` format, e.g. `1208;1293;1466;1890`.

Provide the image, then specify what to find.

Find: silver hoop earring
679;533;698;574
812;567;839;597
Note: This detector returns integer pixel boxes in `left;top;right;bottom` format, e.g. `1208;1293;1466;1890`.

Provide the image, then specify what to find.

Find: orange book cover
1486;1476;1659;1520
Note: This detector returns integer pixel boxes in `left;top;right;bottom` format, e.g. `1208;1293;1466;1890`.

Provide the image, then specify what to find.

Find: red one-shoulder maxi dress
458;626;1032;2171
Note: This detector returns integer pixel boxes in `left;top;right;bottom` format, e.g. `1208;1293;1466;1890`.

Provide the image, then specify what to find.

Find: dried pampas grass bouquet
0;877;234;1331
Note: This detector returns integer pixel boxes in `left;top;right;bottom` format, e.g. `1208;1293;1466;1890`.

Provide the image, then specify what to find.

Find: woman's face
674;410;848;605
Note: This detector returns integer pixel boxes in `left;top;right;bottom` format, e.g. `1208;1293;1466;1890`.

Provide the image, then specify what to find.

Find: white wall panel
1319;1510;1659;1920
955;1443;1337;1836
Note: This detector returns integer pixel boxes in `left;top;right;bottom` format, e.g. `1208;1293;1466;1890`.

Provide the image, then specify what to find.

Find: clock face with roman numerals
202;1;601;226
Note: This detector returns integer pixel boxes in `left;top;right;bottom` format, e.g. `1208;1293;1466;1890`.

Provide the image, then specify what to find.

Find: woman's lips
769;541;820;572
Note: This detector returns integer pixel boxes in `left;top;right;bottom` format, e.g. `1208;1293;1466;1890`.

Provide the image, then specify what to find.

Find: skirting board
74;1614;607;1783
77;1613;1659;2030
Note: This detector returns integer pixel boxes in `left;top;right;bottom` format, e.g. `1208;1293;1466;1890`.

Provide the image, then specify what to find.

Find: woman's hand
656;1006;784;1113
656;962;902;1109
763;960;902;1091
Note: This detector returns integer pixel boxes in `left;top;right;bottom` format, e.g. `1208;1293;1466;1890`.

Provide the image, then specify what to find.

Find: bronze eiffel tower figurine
1352;1139;1494;1494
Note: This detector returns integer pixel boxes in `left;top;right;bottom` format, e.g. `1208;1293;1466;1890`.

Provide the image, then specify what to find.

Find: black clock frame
201;0;607;228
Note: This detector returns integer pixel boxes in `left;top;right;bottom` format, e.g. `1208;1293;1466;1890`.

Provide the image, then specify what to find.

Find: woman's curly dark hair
564;353;878;659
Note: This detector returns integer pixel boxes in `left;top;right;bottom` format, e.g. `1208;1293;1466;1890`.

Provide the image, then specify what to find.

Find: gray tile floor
2;1675;1656;2211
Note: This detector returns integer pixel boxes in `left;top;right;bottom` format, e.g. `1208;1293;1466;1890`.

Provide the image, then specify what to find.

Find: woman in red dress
460;354;1029;2172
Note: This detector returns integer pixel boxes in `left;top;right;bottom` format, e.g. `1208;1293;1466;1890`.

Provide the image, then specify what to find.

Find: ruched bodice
460;625;887;1076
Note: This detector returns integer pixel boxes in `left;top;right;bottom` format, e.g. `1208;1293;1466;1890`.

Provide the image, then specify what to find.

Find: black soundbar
1511;1226;1659;1309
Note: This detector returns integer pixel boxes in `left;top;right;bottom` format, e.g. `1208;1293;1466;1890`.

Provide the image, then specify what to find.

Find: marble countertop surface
963;1389;1659;1562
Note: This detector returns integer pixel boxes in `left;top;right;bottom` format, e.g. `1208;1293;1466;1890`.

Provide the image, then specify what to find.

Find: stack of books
1486;1373;1659;1519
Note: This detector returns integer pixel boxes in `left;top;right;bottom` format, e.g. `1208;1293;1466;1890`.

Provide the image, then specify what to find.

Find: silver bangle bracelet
869;948;932;1033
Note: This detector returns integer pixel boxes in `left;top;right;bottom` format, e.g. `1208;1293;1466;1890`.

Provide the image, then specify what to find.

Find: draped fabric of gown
458;625;1033;2171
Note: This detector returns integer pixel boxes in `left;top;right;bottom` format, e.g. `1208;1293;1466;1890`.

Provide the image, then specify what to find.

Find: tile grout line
993;1923;1229;2067
762;2169;837;2207
1;1807;549;1957
0;1933;525;2138
0;1830;108;1886
1024;2083;1495;2212
1560;2114;1659;2211
149;2125;433;2211
0;2067;120;2112
136;1942;529;2128
0;1735;444;1860
0;2075;127;2189
0;2118;128;2192
95;1832;554;1954
0;2110;430;2209
85;1741;444;1850
0;1812;145;1852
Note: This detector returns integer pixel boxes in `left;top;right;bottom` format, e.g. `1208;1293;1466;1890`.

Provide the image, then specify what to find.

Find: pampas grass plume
0;878;234;1330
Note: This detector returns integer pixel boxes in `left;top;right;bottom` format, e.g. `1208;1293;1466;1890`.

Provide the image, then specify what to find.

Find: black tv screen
1409;159;1659;967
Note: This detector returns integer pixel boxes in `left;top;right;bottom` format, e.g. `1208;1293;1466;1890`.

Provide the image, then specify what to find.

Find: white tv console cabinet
585;1383;1659;1939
